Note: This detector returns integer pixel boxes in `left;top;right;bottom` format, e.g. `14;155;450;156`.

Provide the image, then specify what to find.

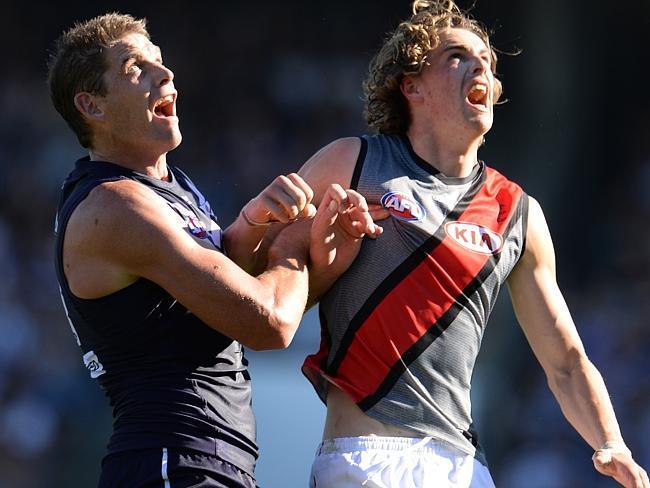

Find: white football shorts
309;436;495;488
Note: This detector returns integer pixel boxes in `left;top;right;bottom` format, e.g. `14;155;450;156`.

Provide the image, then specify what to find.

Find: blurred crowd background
1;0;649;486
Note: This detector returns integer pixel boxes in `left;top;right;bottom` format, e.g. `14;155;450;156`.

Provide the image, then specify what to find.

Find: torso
303;134;528;464
54;158;257;475
324;384;421;439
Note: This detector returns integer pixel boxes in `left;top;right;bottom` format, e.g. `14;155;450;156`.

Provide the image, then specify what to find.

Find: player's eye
126;62;142;74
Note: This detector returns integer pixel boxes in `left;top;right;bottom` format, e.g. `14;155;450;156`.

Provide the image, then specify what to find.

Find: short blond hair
363;0;502;134
47;13;149;148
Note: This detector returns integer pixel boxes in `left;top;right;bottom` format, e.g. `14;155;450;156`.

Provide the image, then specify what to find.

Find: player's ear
74;92;106;122
400;75;423;102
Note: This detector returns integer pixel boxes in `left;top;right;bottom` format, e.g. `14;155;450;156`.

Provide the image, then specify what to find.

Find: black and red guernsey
303;134;528;466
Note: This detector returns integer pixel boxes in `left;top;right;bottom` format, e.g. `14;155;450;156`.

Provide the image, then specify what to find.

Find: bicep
85;182;276;340
507;197;586;373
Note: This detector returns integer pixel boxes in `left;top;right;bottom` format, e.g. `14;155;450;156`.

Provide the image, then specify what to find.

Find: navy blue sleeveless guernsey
54;158;257;475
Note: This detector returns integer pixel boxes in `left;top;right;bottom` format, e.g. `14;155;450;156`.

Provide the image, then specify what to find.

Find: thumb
300;203;317;219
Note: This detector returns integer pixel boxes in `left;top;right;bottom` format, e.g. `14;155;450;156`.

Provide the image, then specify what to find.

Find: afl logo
381;192;426;222
445;221;504;254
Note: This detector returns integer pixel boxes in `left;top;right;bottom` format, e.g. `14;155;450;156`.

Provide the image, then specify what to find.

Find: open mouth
466;83;489;110
153;94;176;118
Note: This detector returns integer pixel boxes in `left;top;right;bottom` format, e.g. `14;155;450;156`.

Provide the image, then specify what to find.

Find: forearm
222;212;269;274
247;223;311;348
306;267;339;309
548;354;625;450
253;251;309;349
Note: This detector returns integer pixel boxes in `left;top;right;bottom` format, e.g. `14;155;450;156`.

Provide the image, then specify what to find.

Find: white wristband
592;441;631;464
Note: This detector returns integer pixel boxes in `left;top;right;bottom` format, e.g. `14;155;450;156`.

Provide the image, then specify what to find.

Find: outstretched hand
593;445;649;488
309;184;387;279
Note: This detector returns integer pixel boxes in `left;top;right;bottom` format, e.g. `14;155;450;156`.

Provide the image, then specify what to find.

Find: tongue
155;104;168;116
468;90;484;105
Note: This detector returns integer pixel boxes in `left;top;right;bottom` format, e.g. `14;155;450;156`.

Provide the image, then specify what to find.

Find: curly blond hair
363;0;502;134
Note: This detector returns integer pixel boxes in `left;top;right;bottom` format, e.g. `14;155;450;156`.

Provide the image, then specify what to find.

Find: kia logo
445;221;503;254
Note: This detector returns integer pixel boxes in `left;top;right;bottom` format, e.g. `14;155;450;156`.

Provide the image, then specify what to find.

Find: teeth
468;84;488;105
155;95;174;107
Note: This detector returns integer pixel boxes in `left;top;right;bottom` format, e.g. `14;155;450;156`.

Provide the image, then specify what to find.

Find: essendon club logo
445;221;504;254
381;191;425;222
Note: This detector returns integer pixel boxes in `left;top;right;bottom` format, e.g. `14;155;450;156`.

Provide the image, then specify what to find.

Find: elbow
244;308;300;351
248;334;292;351
546;348;591;393
233;282;306;351
245;324;295;351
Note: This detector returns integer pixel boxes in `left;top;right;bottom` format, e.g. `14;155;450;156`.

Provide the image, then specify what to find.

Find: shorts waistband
316;436;455;456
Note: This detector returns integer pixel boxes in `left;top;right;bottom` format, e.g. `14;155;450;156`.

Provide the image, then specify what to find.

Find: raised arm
63;179;311;351
223;173;316;274
507;197;648;488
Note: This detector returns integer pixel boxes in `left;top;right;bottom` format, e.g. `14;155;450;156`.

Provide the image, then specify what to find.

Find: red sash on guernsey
303;167;524;407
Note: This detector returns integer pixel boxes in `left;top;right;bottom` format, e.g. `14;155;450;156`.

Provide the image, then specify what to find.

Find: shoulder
80;179;168;220
483;163;525;194
298;137;362;201
517;195;555;271
67;179;179;254
525;196;548;241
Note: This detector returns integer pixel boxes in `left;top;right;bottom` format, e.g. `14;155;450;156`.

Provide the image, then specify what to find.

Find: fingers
249;173;315;224
342;189;369;213
271;174;312;222
251;179;385;240
593;451;650;488
301;203;317;219
315;188;343;229
368;203;390;222
344;189;383;238
286;173;315;218
313;186;384;239
638;466;650;488
322;184;349;211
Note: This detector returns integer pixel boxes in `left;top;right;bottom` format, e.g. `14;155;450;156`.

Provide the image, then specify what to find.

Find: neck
405;125;483;178
89;146;170;181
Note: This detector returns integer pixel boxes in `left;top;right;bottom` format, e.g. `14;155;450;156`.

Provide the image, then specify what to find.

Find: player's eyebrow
443;43;490;58
443;43;467;52
118;44;163;67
